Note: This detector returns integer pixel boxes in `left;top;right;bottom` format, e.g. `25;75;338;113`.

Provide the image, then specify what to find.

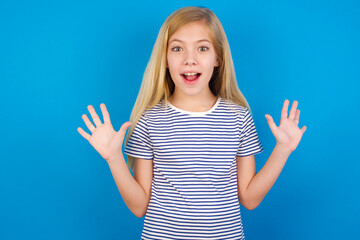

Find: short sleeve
124;113;153;160
237;108;264;157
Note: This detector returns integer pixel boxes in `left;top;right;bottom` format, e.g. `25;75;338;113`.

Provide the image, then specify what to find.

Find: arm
237;145;291;210
237;100;307;210
107;153;153;218
77;103;153;217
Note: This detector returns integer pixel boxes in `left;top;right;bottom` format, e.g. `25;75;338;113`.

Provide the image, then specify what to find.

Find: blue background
1;0;359;239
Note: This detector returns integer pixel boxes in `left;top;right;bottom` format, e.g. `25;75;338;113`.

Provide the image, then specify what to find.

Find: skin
77;103;131;162
167;21;219;111
77;105;151;217
237;100;307;210
77;21;307;215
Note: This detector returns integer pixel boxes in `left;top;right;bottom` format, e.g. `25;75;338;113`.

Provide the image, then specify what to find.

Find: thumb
118;121;132;138
265;114;277;134
110;122;133;149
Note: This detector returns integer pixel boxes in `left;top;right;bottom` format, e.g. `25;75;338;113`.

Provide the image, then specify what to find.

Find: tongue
184;74;198;81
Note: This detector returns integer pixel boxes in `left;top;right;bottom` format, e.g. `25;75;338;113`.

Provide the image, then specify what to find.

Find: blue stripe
124;97;262;239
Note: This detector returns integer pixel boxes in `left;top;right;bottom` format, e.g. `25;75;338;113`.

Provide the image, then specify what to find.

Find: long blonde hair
125;6;251;172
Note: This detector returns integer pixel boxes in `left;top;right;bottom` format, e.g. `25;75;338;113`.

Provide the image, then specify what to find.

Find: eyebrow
169;39;212;44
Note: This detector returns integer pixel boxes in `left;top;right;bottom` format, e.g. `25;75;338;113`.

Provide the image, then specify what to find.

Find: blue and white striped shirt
124;96;264;240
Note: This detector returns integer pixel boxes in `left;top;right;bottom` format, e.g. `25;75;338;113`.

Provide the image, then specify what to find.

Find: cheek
203;58;217;71
199;53;216;64
167;56;181;71
166;57;178;79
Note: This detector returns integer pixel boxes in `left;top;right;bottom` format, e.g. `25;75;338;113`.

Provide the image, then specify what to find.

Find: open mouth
181;73;201;81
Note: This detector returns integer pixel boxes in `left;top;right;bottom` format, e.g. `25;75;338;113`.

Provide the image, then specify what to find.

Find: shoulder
220;97;249;117
141;99;169;120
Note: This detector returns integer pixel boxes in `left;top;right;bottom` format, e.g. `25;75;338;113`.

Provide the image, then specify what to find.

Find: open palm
265;100;307;153
77;103;132;162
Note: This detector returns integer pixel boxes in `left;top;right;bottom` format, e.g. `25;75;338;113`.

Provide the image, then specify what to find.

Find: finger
295;109;300;125
265;114;278;134
87;105;103;127
281;99;289;119
119;121;132;136
301;125;307;134
82;114;96;133
288;100;298;120
77;127;90;141
100;103;111;124
111;122;133;148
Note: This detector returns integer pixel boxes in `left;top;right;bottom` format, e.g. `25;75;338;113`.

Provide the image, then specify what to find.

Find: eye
199;46;209;51
171;47;182;52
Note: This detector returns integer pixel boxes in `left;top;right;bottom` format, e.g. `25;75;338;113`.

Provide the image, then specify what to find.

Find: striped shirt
124;96;264;240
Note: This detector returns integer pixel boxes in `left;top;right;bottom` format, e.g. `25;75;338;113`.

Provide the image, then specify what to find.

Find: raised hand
265;100;307;153
77;103;132;162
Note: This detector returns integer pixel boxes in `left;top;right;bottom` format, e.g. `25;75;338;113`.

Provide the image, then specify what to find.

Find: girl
77;6;306;240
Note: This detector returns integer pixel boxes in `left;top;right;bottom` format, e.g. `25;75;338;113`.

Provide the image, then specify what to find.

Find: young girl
77;6;306;240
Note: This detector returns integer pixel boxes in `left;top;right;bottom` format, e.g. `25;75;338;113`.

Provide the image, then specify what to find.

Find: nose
185;58;196;65
184;49;197;65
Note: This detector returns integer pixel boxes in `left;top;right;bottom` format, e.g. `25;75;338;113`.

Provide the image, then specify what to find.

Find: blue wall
1;0;359;239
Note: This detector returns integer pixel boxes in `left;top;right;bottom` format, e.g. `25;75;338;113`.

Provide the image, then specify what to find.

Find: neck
169;92;218;112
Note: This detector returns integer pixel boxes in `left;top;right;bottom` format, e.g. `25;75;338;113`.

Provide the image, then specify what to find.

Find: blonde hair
125;6;252;172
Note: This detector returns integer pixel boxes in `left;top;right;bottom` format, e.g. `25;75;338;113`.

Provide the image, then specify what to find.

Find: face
166;21;219;99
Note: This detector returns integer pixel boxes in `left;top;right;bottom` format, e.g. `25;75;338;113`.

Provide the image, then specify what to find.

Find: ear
214;59;219;67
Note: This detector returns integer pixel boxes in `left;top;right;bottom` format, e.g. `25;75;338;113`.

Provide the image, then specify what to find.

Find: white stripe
124;97;262;239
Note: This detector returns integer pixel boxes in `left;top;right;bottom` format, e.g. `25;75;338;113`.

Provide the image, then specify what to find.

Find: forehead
168;21;212;44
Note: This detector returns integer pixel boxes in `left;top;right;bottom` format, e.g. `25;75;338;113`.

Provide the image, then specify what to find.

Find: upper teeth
184;73;198;76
